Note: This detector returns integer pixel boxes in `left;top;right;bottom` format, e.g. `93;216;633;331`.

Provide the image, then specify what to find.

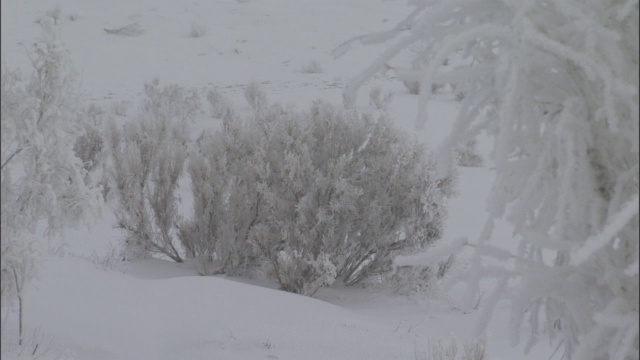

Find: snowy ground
2;0;553;359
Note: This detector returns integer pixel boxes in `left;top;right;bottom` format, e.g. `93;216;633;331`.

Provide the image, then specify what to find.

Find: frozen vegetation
1;0;637;359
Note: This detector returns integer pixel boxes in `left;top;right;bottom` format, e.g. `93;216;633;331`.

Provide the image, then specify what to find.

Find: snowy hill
20;256;421;360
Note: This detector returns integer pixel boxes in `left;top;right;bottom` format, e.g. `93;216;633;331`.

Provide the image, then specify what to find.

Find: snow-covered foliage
337;0;639;359
388;254;455;296
250;100;453;294
416;337;486;360
207;89;234;119
244;81;268;114
1;20;102;345
180;99;454;294
106;80;200;262
74;105;105;176
0;325;67;360
369;86;394;110
178;108;262;276
454;140;483;168
73;103;111;199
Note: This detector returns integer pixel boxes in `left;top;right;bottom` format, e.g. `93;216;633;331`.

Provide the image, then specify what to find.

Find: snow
10;249;551;360
1;0;555;359
23;256;418;360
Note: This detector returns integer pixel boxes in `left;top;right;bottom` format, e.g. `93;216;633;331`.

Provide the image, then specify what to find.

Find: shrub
0;325;69;360
243;81;267;114
454;140;483;167
206;89;233;119
107;80;200;262
416;337;486;360
388;254;455;296
74;104;108;177
178;109;262;275
300;60;324;74
111;100;128;117
181;100;454;295
73;103;114;201
369;86;394;110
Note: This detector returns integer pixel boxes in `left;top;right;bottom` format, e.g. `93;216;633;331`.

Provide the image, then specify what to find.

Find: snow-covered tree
107;80;200;262
1;20;101;343
337;0;639;359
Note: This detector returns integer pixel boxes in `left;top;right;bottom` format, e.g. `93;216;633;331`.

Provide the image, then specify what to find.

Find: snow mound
19;255;421;360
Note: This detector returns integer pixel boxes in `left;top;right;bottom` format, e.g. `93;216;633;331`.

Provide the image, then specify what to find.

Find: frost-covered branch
340;0;639;358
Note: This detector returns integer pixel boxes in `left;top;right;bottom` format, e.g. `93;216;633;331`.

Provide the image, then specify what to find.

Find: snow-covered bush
454;140;483;168
111;100;128;117
416;337;486;360
252;101;453;294
107;80;200;262
244;81;267;114
74;104;105;176
1;20;101;344
300;60;324;74
183;99;454;294
338;0;639;358
388;254;455;296
178;109;262;275
369;86;394;110
73;104;113;200
207;89;234;119
387;265;434;296
73;104;115;204
0;325;70;360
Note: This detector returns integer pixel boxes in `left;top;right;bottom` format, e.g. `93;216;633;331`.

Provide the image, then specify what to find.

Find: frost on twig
340;0;639;358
